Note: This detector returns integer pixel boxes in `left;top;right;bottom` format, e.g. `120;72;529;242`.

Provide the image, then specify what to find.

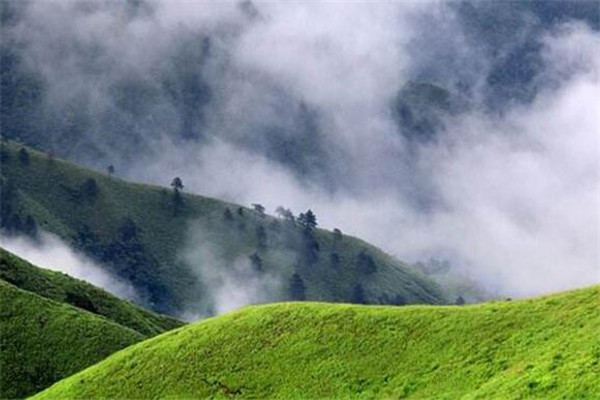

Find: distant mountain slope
0;140;447;315
32;286;600;400
393;81;465;145
0;248;182;336
0;248;183;399
0;280;144;399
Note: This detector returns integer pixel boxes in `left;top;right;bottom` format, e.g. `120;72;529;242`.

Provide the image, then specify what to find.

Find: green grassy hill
0;139;447;315
33;286;600;400
0;280;143;399
0;248;183;399
0;248;182;336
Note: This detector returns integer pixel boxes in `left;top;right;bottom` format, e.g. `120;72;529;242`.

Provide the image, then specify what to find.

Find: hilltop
33;286;600;400
0;139;447;315
0;249;183;398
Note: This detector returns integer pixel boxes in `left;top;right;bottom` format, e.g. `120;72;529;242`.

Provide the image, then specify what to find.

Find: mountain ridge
0;139;448;316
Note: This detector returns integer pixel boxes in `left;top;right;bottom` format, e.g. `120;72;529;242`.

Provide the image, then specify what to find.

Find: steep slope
0;248;183;399
33;286;600;400
0;140;447;315
0;248;182;336
0;280;144;399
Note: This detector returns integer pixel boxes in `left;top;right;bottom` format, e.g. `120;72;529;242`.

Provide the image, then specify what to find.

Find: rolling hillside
0;280;143;399
0;139;447;316
0;249;183;399
32;286;600;400
0;248;182;336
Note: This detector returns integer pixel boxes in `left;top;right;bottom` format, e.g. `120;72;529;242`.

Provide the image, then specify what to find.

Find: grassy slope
0;248;183;336
0;248;183;398
0;280;145;399
0;140;446;314
33;286;600;400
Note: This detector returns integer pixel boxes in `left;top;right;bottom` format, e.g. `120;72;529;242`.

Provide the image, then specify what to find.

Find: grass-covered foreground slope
34;286;600;400
0;140;446;315
0;248;183;336
0;280;144;399
0;248;183;399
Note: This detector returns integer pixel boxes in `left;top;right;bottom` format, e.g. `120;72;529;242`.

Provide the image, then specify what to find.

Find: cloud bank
2;1;598;301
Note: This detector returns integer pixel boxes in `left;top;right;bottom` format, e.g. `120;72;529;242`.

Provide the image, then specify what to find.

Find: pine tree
81;178;99;198
357;250;377;275
249;252;263;272
170;177;184;216
333;228;342;240
276;206;295;223
171;177;184;191
223;208;234;221
252;203;266;218
351;284;366;304
298;209;317;231
23;215;38;237
18;148;30;165
289;272;306;301
255;225;267;249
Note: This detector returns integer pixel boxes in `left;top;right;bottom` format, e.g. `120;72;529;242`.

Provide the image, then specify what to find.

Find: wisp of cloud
0;232;137;300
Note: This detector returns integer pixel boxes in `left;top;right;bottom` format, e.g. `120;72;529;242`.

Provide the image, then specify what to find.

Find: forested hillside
0;140;447;316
